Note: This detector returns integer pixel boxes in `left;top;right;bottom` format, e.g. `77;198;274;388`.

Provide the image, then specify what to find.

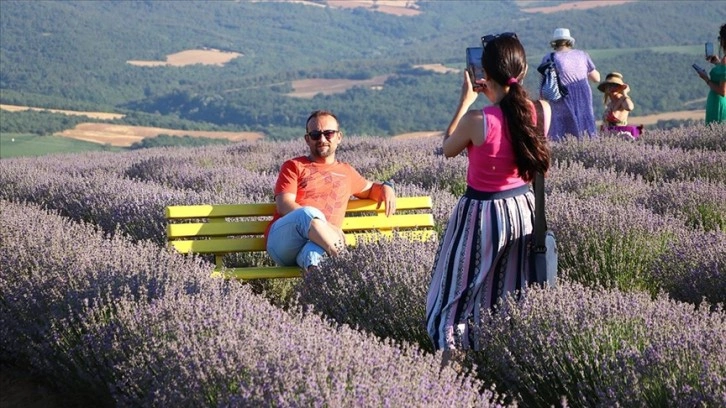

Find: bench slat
211;266;302;280
342;213;434;231
166;196;432;219
167;220;270;239
170;229;437;255
167;213;435;239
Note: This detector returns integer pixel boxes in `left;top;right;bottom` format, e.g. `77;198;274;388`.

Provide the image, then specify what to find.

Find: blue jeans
266;206;326;269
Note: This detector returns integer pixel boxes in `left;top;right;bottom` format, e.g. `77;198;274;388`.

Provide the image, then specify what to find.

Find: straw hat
598;72;628;93
551;28;575;45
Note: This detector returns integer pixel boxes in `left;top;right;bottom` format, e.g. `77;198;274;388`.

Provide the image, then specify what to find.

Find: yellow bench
165;196;435;280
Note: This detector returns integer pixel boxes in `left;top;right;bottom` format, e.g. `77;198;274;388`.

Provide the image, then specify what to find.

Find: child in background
598;72;642;139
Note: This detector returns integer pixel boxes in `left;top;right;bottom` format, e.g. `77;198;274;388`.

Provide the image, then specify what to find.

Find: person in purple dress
540;28;601;140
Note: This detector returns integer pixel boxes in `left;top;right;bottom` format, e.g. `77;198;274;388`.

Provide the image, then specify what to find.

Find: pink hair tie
507;77;518;85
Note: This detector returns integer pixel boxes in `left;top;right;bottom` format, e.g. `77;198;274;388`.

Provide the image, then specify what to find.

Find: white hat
551;28;575;45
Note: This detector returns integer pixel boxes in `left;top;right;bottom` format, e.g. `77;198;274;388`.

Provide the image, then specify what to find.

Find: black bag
537;52;568;102
531;101;557;287
532;172;557;287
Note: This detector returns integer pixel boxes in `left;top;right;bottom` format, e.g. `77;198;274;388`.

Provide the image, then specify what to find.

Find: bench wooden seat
166;196;435;280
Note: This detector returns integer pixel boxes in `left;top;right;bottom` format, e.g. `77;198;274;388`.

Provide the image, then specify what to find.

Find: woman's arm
443;72;481;157
588;69;601;83
707;79;726;97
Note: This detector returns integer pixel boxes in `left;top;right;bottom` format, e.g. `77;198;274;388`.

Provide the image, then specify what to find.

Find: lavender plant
649;229;726;306
547;192;681;295
472;281;726;407
551;133;726;183
296;235;439;353
2;123;725;406
641;178;725;232
546;159;651;205
1;200;508;407
638;122;726;152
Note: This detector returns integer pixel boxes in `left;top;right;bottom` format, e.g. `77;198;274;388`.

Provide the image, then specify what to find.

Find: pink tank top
466;106;528;192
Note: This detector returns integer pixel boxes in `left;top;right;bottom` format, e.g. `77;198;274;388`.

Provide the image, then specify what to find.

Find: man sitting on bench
265;110;397;275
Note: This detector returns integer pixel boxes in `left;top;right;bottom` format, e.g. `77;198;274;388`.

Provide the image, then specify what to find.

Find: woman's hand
461;72;482;108
706;55;719;65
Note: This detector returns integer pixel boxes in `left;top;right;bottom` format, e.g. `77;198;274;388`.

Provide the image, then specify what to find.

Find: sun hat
551;28;575;45
597;72;628;93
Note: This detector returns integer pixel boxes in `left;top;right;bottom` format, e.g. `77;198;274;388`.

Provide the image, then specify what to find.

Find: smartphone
692;63;707;76
466;47;484;90
705;42;714;57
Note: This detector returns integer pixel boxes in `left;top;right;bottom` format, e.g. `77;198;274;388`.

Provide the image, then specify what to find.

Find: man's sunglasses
481;32;518;48
307;129;339;141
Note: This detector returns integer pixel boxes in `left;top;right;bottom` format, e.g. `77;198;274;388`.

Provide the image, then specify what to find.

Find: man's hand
377;184;397;217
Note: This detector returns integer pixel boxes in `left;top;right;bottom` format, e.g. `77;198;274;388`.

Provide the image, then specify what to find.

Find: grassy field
0;133;123;159
588;44;705;60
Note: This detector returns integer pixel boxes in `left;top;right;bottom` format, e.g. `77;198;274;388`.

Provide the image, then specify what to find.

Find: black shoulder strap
533;100;547;249
534;99;544;137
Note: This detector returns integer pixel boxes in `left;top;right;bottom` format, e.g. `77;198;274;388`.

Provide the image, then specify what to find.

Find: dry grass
287;75;390;98
626;110;704;126
0;104;125;120
54;123;265;147
518;0;636;14
391;130;443;140
413;64;459;74
326;0;421;16
127;48;242;67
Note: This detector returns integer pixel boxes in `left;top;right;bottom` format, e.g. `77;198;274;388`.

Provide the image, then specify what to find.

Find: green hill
1;0;724;140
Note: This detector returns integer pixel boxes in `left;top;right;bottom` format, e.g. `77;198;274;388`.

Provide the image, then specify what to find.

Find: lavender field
1;123;725;407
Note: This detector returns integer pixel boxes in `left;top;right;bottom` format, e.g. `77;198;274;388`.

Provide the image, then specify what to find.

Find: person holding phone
265;110;396;275
426;32;552;370
696;24;726;124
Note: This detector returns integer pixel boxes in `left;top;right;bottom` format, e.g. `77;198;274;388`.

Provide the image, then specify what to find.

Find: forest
1;1;724;141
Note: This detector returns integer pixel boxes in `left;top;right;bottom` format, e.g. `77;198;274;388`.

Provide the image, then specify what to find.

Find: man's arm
354;181;396;216
275;192;300;216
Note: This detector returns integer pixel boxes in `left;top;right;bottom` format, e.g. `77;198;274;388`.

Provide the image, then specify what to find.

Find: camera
466;47;484;90
705;42;714;57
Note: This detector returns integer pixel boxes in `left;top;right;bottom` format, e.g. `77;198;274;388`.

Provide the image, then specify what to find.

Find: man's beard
314;145;332;158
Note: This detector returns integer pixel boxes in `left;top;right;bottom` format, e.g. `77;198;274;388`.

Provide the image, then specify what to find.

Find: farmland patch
127;49;242;67
326;1;421;16
413;64;459;74
0;104;125;120
518;0;636;14
287;75;390;98
54;123;264;147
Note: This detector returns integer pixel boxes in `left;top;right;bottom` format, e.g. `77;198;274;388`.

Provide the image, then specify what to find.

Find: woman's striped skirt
426;184;535;351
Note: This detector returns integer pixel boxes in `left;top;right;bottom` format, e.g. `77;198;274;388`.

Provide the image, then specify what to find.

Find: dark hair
482;35;550;181
550;39;573;49
306;110;339;131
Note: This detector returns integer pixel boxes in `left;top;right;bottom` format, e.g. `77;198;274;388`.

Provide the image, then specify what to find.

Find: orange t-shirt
265;156;369;238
